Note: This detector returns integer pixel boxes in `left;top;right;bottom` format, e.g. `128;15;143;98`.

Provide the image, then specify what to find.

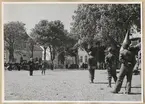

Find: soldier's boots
111;90;118;93
30;71;33;76
90;79;94;83
125;92;131;94
108;85;111;87
111;89;131;94
109;76;117;88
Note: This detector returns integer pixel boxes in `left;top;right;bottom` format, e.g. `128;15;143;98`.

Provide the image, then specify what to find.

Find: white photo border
2;1;143;103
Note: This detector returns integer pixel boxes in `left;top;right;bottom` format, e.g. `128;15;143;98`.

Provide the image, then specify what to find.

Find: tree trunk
50;53;54;70
51;60;54;70
31;46;34;58
49;45;55;70
9;46;14;62
74;55;78;65
43;46;47;61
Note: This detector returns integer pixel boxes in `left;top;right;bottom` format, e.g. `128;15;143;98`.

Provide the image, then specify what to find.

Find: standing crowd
5;57;48;76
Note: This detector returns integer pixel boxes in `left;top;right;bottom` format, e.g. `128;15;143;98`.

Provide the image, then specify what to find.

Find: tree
71;4;140;50
30;20;49;61
27;37;36;58
4;21;28;62
71;4;140;67
31;20;67;70
70;4;140;68
61;32;79;65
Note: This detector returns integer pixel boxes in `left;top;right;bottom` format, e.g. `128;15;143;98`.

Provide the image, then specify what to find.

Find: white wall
5;49;43;63
40;46;50;61
33;51;43;59
78;48;89;67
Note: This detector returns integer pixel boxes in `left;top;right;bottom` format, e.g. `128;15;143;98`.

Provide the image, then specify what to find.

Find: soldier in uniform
105;47;117;87
87;42;97;83
112;31;136;94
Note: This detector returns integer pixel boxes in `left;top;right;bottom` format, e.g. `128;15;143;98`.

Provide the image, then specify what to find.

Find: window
85;56;88;63
80;56;83;63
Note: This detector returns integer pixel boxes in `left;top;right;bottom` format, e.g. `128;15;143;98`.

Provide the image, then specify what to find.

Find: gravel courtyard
4;69;142;101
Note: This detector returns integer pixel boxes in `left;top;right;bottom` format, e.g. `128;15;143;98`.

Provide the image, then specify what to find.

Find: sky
3;3;78;34
3;3;141;37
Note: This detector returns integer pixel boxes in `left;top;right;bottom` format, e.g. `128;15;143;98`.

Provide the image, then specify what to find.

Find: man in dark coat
105;47;117;87
112;32;136;94
28;58;34;76
87;42;97;83
17;63;21;71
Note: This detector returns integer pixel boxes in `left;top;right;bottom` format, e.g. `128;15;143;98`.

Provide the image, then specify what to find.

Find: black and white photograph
3;2;142;102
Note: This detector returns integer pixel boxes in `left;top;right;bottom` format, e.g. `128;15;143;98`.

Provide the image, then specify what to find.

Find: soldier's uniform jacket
88;46;97;67
42;61;47;69
105;53;116;70
28;61;35;71
119;48;136;67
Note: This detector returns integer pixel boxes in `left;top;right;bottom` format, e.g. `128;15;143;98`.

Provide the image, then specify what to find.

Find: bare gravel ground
4;69;142;101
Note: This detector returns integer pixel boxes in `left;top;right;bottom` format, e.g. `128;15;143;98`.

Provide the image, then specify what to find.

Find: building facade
4;44;43;63
78;48;89;68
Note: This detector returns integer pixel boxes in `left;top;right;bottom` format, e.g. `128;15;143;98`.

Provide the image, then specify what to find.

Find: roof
13;44;43;51
33;45;43;51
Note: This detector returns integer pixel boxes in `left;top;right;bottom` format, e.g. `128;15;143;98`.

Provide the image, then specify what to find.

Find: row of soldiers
88;31;141;94
5;59;41;71
5;58;48;76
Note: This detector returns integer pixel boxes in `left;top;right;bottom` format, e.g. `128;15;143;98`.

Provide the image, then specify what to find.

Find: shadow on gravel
131;86;141;88
94;82;115;84
122;86;141;88
110;92;141;95
128;92;141;95
31;74;54;76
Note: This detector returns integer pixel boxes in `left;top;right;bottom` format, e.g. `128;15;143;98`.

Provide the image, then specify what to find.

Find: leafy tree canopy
4;21;28;62
71;4;140;50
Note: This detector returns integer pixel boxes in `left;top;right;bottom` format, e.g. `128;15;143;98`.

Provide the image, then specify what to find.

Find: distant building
4;43;43;63
65;56;76;65
78;48;89;68
40;46;51;61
